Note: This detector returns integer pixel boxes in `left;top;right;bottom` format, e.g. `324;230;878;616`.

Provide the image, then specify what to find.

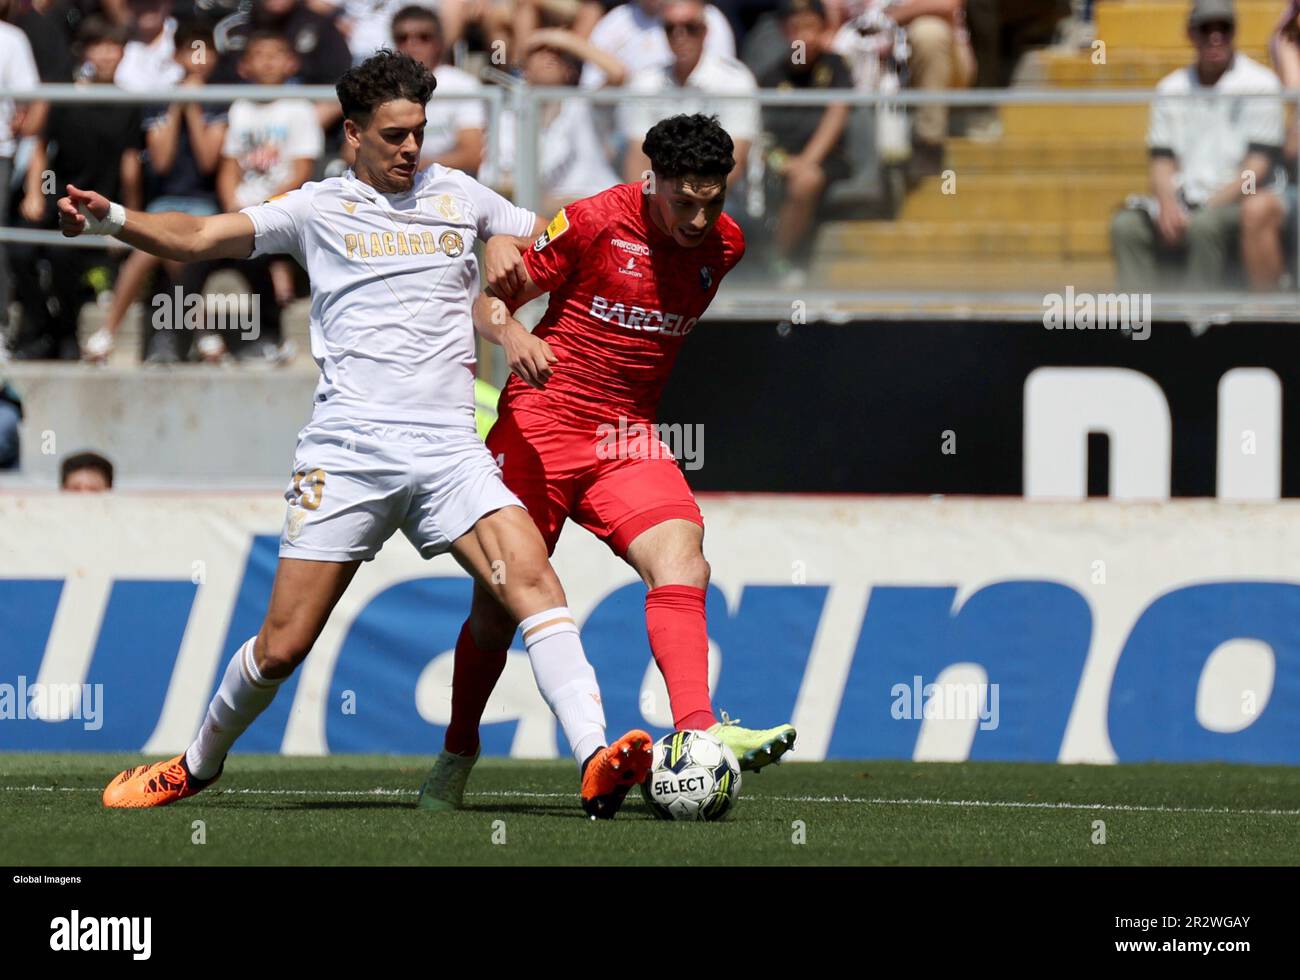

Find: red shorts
486;404;703;557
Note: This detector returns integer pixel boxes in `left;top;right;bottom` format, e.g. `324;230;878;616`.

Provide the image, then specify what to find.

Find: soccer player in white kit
57;52;654;818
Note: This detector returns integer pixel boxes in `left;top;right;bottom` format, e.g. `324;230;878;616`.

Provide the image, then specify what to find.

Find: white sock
184;637;284;779
520;607;607;765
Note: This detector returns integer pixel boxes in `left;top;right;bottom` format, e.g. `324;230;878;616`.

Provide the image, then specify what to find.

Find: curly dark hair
335;50;436;125
642;114;735;181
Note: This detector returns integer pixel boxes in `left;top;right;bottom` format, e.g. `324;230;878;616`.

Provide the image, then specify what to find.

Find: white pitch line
788;795;1300;817
3;785;1298;817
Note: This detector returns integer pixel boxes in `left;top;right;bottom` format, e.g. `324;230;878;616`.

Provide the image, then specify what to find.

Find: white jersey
241;165;535;428
618;53;760;145
1148;55;1284;208
0;23;39;158
115;18;184;93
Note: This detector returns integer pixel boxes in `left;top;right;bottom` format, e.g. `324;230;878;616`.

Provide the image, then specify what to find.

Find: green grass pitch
2;754;1298;866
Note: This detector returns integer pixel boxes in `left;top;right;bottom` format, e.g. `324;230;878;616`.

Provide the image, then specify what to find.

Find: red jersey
509;182;745;426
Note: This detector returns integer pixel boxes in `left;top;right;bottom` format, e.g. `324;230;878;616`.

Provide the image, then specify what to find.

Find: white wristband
79;201;125;236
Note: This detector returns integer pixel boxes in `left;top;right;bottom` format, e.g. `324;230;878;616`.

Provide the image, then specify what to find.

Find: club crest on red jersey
699;266;713;290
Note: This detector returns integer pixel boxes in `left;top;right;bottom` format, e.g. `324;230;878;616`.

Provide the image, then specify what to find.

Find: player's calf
451;507;612;796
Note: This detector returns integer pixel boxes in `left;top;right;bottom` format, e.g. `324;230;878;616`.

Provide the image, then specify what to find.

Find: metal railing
1;83;1298;320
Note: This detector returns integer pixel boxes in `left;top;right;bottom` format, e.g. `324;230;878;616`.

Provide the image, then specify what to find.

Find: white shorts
278;417;524;562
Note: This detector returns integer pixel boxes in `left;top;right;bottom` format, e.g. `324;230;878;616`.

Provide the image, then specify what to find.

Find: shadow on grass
204;799;592;819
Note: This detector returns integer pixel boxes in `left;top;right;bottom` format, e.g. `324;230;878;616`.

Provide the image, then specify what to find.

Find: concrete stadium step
1041;46;1271;86
948;137;1147;173
1095;1;1278;48
814;257;1115;290
71;268;314;368
818;220;1113;259
898;174;1136;221
996;103;1149;141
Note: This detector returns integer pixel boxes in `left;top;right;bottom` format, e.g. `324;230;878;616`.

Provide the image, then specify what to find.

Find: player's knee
648;552;710;590
685;554;711;589
498;558;566;611
254;626;310;680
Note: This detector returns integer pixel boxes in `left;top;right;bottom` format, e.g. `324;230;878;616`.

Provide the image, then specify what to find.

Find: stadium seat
811;0;1280;293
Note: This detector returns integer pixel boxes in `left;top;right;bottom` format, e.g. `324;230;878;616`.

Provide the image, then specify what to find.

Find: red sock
645;585;716;731
444;621;508;756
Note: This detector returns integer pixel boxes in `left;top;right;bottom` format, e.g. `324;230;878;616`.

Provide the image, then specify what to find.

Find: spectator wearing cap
619;0;759;189
757;0;853;285
1110;0;1284;292
61;451;114;492
1246;0;1300;288
391;5;484;175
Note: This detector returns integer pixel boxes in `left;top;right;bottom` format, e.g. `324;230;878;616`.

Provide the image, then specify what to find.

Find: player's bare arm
473;282;555;389
57;183;255;262
483;215;548;296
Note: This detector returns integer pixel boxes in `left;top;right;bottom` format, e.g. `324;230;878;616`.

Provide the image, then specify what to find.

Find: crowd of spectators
0;0;1072;365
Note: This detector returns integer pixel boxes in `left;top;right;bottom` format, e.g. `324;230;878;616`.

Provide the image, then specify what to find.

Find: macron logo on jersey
589;295;697;336
611;239;650;256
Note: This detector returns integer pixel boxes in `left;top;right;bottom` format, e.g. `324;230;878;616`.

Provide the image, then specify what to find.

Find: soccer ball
641;730;741;821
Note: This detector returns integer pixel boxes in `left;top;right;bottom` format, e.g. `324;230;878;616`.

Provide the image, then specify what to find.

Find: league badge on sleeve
533;208;569;251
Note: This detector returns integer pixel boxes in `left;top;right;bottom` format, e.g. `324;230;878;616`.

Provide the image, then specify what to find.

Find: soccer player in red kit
419;114;796;818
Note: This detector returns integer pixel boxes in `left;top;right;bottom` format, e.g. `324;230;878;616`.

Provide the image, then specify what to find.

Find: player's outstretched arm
473;287;555;389
57;183;255;263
